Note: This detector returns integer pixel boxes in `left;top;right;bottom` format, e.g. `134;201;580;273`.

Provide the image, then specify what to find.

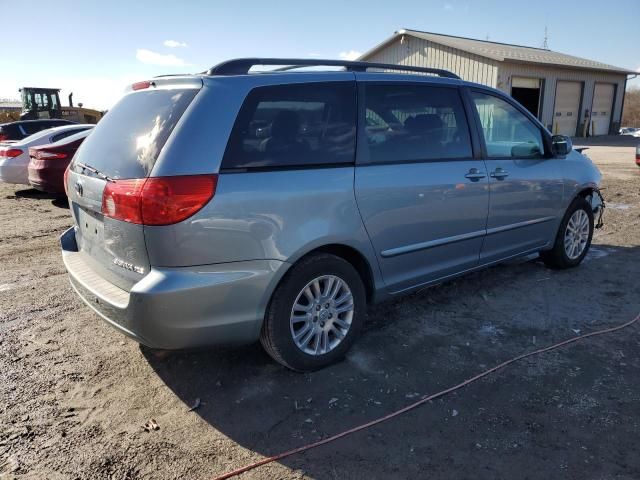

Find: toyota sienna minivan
60;58;603;371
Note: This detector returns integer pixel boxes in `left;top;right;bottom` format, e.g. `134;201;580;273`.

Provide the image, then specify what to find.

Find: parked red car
28;128;93;193
636;144;640;167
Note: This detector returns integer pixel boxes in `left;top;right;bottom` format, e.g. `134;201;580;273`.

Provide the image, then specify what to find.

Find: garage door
591;83;615;136
553;81;581;136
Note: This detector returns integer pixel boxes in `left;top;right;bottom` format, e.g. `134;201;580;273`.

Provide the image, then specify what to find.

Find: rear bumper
28;161;66;193
60;227;290;349
0;160;29;185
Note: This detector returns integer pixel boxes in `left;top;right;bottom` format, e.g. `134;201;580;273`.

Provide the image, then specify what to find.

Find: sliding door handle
490;168;509;179
464;168;486;181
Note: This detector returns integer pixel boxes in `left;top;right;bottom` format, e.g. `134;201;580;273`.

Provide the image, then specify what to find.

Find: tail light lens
0;148;23;158
63;166;71;197
30;147;68;160
102;175;217;225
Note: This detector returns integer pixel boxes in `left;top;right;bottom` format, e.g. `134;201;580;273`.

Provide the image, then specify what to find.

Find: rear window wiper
75;162;114;182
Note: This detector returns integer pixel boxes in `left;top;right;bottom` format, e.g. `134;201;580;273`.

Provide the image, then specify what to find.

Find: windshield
72;88;198;179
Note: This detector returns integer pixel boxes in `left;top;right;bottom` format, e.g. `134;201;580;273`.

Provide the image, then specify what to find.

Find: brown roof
361;29;636;75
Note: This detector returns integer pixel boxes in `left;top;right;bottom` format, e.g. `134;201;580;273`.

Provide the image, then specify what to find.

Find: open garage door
553;81;581;136
591;83;615;136
511;77;541;118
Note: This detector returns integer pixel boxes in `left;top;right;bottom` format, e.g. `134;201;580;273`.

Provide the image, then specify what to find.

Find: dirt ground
1;145;639;480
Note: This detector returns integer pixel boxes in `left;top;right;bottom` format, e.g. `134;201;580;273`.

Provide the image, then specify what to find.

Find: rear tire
540;196;594;269
260;253;366;372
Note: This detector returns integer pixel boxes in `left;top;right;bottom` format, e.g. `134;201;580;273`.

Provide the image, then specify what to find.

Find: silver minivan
61;58;603;371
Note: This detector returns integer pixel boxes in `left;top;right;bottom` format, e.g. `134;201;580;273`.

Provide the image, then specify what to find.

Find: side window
471;91;544;158
363;84;472;163
222;82;356;169
51;129;84;143
22;123;41;134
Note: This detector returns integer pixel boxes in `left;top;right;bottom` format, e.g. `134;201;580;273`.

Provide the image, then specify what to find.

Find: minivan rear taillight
102;175;218;225
0;148;23;158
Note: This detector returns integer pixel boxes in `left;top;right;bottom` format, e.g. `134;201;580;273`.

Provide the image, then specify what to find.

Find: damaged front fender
588;189;606;229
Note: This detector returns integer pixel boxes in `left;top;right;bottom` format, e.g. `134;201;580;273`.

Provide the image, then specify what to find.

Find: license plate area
74;205;105;257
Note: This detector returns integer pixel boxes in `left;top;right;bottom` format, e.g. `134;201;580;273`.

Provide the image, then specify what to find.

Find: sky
1;0;638;110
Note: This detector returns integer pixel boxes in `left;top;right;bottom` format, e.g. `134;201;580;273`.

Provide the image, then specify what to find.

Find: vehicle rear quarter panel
143;167;381;275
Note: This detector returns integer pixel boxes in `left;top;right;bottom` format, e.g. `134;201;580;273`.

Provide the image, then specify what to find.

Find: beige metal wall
497;62;627;134
363;35;499;86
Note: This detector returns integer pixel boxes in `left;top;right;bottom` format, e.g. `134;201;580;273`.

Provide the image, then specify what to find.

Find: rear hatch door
67;78;202;290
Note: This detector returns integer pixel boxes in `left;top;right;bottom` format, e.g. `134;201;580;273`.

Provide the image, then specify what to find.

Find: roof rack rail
206;58;461;79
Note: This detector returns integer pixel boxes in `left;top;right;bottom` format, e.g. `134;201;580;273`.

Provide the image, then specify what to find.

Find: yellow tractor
18;87;102;124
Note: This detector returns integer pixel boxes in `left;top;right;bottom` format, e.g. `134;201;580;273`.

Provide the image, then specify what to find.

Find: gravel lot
1;145;639;479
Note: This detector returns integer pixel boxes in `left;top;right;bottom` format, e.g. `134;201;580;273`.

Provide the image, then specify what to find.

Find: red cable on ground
211;313;640;480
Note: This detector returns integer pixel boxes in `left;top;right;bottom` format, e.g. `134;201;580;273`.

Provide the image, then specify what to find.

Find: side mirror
552;135;572;157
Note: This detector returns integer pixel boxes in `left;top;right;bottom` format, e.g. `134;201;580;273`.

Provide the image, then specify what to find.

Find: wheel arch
565;180;600;212
574;183;603;216
287;243;379;304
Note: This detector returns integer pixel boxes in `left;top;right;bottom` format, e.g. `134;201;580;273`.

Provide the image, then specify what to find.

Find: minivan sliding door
354;80;489;294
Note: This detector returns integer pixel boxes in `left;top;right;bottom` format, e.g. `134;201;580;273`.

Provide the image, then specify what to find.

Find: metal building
360;29;636;136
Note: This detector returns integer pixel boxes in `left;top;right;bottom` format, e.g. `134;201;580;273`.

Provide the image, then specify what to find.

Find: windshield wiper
75;162;114;182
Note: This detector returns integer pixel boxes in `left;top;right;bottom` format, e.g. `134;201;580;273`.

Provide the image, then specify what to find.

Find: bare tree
622;87;640;128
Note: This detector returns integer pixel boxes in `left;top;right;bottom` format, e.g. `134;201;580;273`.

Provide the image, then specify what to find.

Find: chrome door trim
485;216;556;236
380;216;555;259
380;229;486;258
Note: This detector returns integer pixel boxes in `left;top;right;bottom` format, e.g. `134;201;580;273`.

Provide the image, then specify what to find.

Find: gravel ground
1;146;639;480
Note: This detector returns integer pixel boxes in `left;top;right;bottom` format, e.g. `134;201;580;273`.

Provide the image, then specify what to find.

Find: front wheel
260;253;366;371
540;196;594;269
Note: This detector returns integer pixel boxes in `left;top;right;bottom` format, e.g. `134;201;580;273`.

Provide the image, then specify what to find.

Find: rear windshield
72;88;198;179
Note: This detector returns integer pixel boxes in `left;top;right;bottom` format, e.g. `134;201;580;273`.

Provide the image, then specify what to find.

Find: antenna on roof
543;26;549;49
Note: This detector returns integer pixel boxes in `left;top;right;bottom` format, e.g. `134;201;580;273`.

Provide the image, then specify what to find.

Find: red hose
211;313;640;480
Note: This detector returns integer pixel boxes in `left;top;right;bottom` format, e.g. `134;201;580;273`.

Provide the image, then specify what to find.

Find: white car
0;124;94;185
619;127;640;137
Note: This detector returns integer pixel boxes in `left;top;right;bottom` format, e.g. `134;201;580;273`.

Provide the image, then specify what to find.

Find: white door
591;83;615;135
553;81;581;136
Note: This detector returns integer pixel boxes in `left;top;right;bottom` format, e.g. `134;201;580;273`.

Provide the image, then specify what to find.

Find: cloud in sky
136;49;190;66
339;50;362;61
164;40;188;48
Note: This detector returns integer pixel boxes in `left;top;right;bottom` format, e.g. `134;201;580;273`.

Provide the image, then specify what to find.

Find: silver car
60;58;603;371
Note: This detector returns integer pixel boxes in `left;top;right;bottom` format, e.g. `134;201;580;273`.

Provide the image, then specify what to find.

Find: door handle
464;168;486;181
490;168;509;179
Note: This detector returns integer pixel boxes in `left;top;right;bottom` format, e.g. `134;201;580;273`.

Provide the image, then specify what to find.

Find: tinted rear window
73;88;198;179
222;82;356;169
